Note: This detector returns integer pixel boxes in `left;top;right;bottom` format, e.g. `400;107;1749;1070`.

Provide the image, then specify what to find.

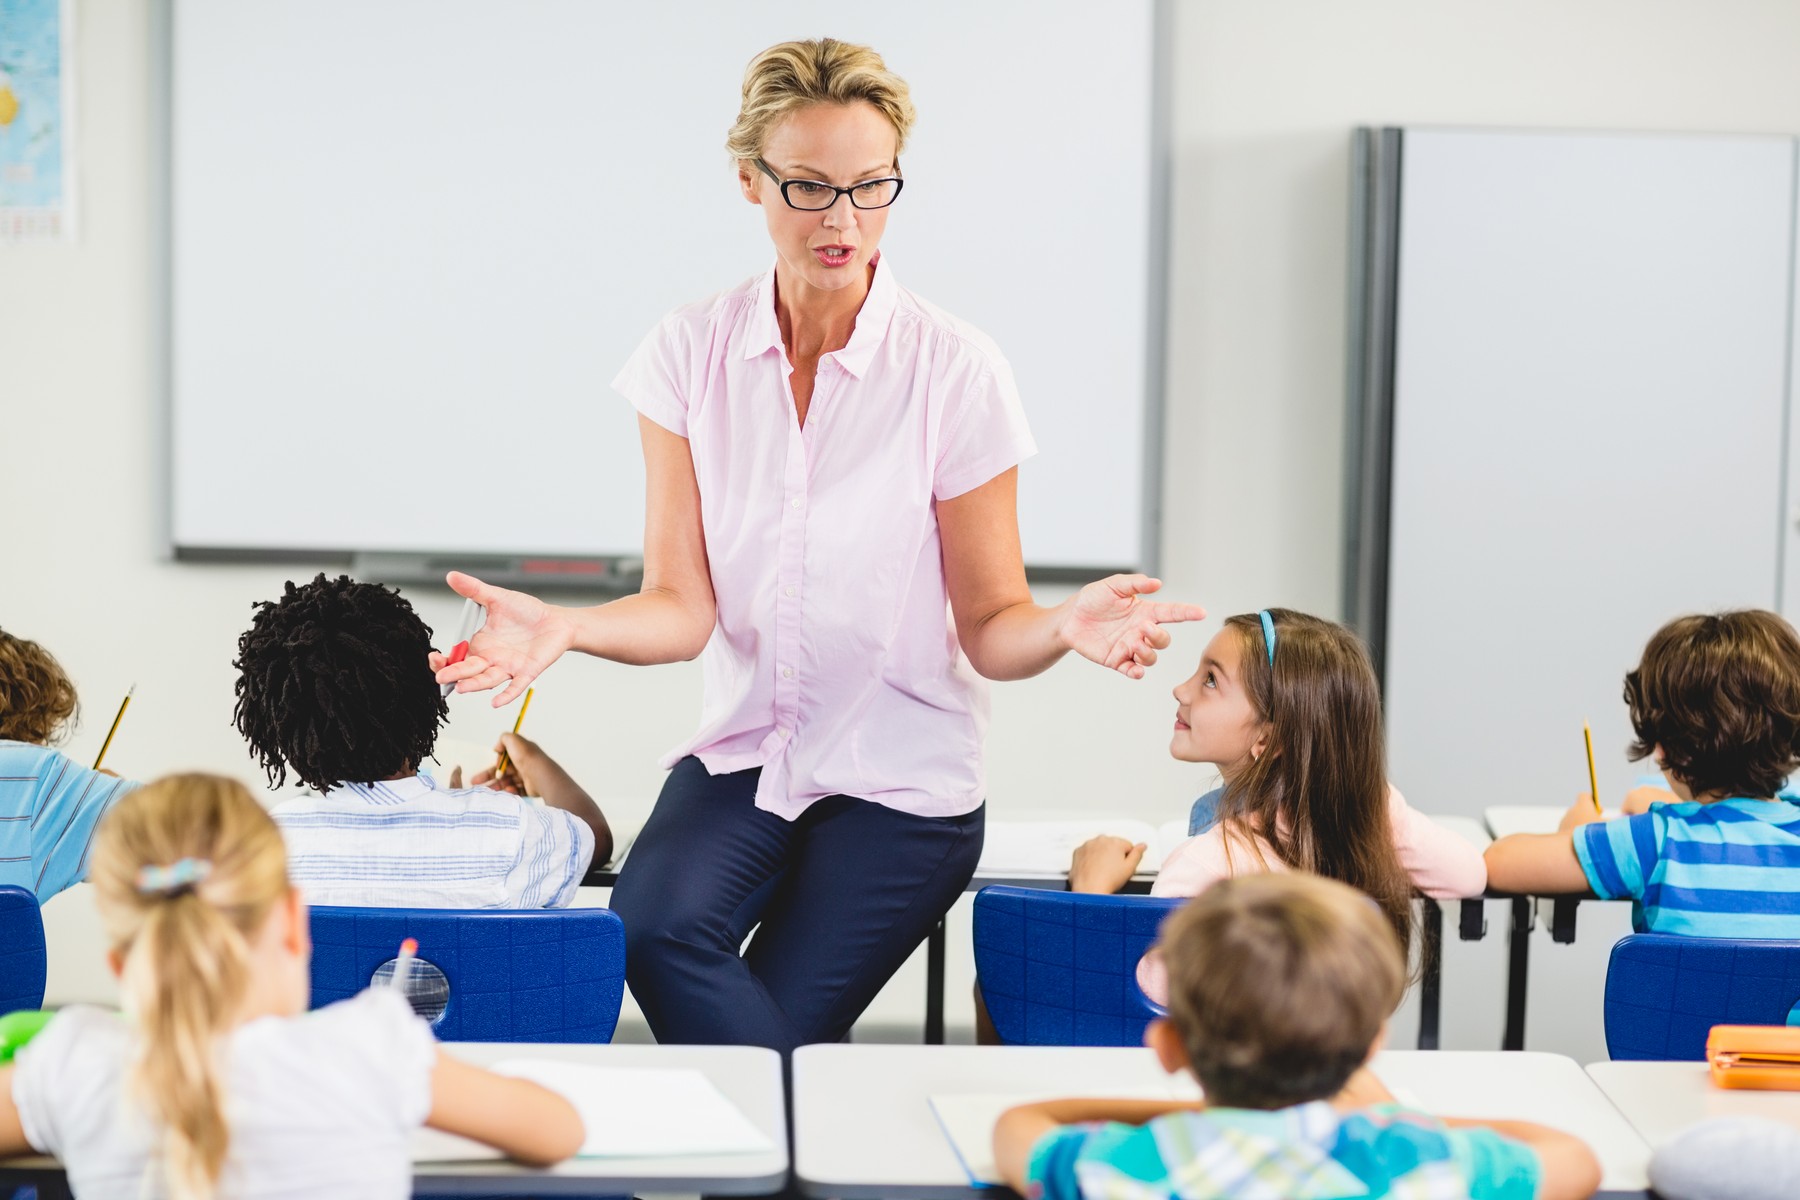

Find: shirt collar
741;252;899;380
325;772;439;806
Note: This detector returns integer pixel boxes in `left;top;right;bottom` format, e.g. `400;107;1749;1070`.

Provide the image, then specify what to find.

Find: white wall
11;0;1800;1054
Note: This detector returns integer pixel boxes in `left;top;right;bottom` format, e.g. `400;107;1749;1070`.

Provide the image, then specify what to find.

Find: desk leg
1417;898;1442;1050
925;917;946;1045
1502;896;1534;1051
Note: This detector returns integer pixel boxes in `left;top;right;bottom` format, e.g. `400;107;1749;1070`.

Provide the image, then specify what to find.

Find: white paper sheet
930;1082;1201;1185
410;1062;774;1161
981;819;1196;875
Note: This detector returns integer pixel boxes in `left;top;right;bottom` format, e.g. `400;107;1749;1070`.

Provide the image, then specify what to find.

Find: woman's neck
774;262;872;362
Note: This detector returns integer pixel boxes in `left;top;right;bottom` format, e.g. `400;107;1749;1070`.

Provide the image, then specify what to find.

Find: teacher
434;37;1203;1051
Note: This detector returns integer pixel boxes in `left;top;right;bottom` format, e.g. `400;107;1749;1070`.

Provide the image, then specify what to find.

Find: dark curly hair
0;628;79;745
233;574;447;792
1624;610;1800;800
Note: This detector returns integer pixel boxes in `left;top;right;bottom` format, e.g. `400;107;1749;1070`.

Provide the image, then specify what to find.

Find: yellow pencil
1583;720;1602;814
493;687;534;780
94;685;135;771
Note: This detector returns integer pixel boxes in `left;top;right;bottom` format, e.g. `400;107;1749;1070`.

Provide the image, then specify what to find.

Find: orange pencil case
1707;1025;1800;1090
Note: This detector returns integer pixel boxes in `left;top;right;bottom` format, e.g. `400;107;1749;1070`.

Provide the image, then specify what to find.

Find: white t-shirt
13;988;435;1200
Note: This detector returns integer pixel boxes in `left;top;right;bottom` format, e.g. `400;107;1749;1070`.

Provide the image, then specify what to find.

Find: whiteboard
1381;129;1796;817
167;0;1163;571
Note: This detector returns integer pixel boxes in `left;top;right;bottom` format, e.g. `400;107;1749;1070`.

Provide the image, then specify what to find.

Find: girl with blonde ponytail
0;773;583;1199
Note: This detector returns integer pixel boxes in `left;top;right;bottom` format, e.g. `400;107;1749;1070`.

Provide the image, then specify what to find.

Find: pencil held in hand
93;685;135;770
494;687;535;779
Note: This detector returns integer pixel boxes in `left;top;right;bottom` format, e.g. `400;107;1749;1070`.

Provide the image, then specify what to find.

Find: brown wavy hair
1624;610;1800;799
1159;872;1404;1109
1213;609;1415;968
88;774;291;1200
0;628;79;745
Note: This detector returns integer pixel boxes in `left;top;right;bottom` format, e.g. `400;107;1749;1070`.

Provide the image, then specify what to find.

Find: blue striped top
1575;798;1800;936
0;740;136;901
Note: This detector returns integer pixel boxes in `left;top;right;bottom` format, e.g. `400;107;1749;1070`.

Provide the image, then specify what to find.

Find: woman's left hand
1060;575;1206;680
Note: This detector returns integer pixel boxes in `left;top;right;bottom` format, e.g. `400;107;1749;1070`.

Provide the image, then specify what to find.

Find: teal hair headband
1259;610;1277;666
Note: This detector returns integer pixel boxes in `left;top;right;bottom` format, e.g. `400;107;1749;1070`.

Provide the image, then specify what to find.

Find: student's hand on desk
1556;794;1608;833
1069;836;1146;894
1622;784;1674;814
1060;575;1205;680
431;572;575;707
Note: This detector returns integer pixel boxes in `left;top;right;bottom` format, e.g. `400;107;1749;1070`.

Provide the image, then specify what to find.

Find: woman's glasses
754;159;905;211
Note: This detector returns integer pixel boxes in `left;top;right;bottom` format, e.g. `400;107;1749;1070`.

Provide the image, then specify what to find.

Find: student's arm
1439;1118;1602;1200
434;417;717;706
1069;836;1147;894
0;1067;30;1157
1388;787;1487;897
1482;832;1593;895
426;1050;584;1166
993;1099;1203;1194
471;734;612;865
939;469;1204;682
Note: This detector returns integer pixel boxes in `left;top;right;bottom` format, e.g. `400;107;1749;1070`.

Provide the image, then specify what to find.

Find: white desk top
1485;805;1569;839
415;1043;787;1195
1587;1061;1800;1147
792;1044;1650;1198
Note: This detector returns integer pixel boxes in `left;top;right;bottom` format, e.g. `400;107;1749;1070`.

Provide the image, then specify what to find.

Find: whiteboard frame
152;0;1172;589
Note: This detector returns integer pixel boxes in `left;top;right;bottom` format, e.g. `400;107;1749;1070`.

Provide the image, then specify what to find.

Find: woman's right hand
430;572;575;707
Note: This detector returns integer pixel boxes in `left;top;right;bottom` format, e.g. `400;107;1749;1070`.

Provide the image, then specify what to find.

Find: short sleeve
933;354;1037;502
1446;1127;1543;1200
31;752;136;902
1575;811;1665;900
319;989;438;1129
612;314;691;437
1025;1125;1092;1200
12;1007;114;1155
510;806;595;908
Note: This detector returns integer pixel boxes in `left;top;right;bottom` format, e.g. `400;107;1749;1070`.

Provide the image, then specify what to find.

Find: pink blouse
613;258;1036;819
1138;786;1487;1005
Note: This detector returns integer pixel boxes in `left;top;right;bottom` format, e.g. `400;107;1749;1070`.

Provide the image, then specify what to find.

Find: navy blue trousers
610;757;985;1051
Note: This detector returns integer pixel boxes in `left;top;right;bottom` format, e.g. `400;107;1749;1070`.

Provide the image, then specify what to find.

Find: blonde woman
0;774;582;1199
433;39;1203;1050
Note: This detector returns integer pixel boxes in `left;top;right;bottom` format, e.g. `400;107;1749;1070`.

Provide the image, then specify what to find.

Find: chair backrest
973;885;1185;1046
0;886;46;1015
1605;933;1800;1060
309;905;626;1043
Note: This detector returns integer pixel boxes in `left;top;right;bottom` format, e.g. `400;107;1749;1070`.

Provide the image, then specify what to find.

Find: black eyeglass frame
753;158;906;211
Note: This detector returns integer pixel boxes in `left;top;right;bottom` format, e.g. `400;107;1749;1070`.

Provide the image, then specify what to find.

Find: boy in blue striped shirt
0;629;136;901
995;873;1598;1200
235;575;611;909
1486;610;1800;936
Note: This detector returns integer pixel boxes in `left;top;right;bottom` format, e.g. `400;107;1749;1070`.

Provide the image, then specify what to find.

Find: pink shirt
1139;785;1486;1005
613;258;1036;819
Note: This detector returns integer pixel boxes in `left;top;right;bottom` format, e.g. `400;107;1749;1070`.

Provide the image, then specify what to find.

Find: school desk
1586;1060;1800;1146
0;1043;787;1198
790;1044;1652;1199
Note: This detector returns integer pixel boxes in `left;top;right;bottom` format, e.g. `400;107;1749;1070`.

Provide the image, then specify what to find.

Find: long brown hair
87;774;291;1200
1215;609;1415;965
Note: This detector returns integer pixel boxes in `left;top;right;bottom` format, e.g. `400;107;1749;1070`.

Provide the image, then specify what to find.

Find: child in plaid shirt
994;874;1602;1200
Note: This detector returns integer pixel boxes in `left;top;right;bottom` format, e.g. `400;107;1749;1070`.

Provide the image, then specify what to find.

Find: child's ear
1250;724;1272;763
1146;1018;1191;1075
105;948;125;981
283;886;310;957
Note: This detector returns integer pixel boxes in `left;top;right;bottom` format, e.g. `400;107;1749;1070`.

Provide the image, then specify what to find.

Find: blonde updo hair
726;38;916;163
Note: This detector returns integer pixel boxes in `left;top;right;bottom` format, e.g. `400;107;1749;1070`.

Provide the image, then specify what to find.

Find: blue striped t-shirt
0;740;136;902
1575;798;1800;936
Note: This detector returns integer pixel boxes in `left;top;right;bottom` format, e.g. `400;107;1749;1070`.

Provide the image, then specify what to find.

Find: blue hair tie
137;858;211;897
1259;610;1277;666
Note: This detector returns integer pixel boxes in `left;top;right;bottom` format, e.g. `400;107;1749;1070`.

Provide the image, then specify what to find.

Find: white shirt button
782;666;795;679
776;727;789;739
791;496;803;508
784;585;797;598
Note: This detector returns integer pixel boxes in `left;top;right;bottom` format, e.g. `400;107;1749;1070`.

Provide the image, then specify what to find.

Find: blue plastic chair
1605;933;1800;1060
309;906;626;1043
973;885;1184;1046
0;886;46;1014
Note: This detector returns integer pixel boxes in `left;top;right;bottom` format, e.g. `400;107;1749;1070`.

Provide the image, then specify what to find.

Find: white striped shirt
271;773;592;909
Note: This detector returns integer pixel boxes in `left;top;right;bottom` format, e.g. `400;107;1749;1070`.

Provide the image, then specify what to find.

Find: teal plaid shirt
1027;1101;1541;1200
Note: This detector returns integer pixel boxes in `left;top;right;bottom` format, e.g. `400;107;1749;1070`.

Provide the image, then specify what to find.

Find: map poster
0;0;74;240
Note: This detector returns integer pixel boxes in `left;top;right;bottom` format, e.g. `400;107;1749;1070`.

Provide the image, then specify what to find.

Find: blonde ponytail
88;774;290;1200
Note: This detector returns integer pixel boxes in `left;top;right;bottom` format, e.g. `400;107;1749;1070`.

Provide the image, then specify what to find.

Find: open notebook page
411;1062;773;1161
930;1080;1201;1186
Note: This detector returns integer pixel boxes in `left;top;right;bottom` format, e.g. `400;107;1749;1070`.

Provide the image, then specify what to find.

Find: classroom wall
9;0;1800;1052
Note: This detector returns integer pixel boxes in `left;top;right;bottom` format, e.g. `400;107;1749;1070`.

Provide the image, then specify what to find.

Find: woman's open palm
1060;575;1205;680
429;571;573;706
